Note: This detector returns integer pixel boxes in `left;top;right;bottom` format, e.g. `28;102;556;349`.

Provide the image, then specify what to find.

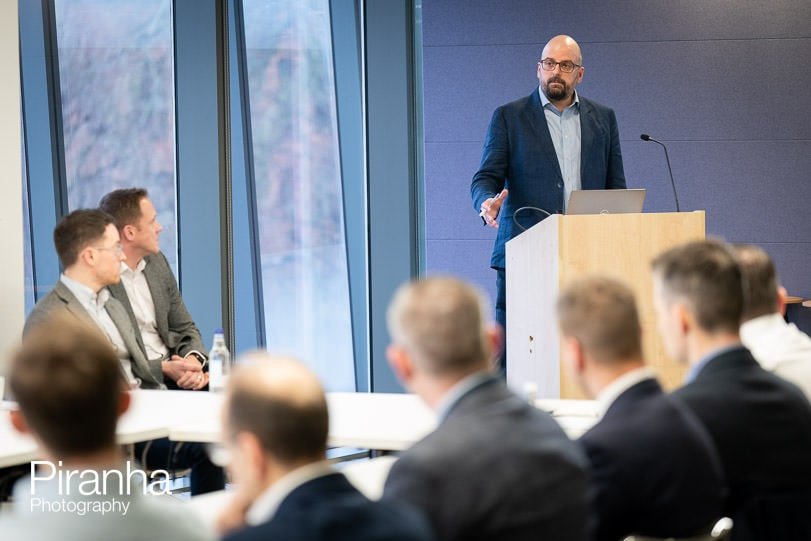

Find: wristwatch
185;350;208;369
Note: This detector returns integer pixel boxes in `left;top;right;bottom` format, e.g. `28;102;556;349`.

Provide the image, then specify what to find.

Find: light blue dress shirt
684;344;744;384
539;87;581;210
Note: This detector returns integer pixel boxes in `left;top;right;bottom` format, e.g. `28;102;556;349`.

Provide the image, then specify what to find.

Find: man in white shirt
2;314;212;541
557;275;724;540
99;188;207;391
736;244;811;401
215;353;433;541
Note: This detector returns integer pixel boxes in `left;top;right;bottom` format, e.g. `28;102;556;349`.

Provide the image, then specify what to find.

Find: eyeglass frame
538;58;582;73
90;243;124;256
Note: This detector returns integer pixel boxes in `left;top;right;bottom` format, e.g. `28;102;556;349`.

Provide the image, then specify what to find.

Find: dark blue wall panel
422;1;811;328
423;0;810;46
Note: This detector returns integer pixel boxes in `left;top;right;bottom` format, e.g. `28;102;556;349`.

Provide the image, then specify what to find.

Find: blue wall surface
421;0;811;328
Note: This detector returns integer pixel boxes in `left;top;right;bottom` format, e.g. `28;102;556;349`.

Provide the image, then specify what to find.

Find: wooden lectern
505;211;705;399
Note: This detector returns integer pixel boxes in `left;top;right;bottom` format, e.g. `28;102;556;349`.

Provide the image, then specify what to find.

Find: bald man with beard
471;35;626;373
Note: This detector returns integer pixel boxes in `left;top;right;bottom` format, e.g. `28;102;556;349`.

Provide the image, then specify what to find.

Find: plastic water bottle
208;328;231;392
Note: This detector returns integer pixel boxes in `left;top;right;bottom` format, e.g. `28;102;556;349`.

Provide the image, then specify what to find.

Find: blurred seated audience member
557;275;725;540
216;352;434;541
0;314;212;541
652;239;811;540
736;243;811;401
382;276;590;541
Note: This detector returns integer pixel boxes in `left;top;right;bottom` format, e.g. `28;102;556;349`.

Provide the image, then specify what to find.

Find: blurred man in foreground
652;239;811;539
557;275;724;540
383;276;590;541
216;353;434;541
736;244;811;400
0;314;211;541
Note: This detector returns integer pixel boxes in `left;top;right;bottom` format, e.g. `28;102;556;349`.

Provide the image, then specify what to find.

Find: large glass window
22;127;35;314
54;0;178;270
242;0;354;390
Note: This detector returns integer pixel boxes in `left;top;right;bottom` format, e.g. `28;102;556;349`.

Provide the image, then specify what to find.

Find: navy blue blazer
224;472;434;541
673;346;811;539
471;90;626;269
579;378;725;541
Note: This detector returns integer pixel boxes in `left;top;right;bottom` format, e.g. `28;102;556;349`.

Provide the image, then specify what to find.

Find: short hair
98;188;148;230
651;239;743;334
387;276;491;375
8;314;123;456
736;244;779;320
53;209;115;268
557;275;642;363
226;356;328;465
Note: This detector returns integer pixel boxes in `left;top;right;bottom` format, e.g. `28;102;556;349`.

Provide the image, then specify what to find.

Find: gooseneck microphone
641;134;681;212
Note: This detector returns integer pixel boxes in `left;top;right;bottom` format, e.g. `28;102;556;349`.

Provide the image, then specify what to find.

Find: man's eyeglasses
92;244;124;255
539;59;581;73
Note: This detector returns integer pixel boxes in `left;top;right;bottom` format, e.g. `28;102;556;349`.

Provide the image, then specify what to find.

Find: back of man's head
98;188;148;230
9;314;123;457
225;354;328;466
557;275;643;364
651;239;743;334
387;276;491;377
735;244;779;321
53;209;115;268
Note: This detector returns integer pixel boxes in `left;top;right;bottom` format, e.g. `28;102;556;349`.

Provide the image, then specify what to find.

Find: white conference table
0;390;219;468
1;390;598;468
168;392;440;450
168;392;598;448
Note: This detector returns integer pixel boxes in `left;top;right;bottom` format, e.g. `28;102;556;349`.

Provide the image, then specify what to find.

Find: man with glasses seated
471;34;626;374
24;209;224;496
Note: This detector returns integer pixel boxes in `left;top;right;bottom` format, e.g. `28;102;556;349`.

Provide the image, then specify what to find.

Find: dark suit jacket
24;281;165;388
224;472;434;541
579;378;725;541
382;376;590;541
673;346;811;538
471;90;626;269
107;252;206;360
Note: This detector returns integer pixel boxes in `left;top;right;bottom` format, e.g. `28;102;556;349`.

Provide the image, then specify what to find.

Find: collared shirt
60;274;137;386
595;366;656;418
120;259;169;361
684;343;743;384
741;313;811;400
540;87;581;211
245;461;334;526
435;371;494;422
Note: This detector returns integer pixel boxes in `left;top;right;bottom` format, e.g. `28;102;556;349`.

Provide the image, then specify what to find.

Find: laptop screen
566;189;646;215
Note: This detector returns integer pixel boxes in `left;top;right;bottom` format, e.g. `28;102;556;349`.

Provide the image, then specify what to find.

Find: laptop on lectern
566;188;646;215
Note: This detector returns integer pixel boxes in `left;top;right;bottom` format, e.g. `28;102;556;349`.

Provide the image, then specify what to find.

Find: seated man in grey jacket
381;276;590;541
25;209;165;389
99;188;207;391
